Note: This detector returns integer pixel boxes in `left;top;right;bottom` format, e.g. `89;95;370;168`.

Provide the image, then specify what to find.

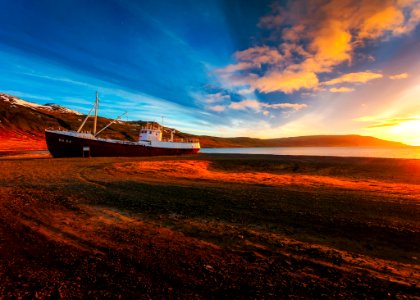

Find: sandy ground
0;135;47;152
0;153;419;299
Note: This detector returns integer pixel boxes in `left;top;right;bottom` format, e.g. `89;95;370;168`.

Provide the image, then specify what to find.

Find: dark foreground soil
0;153;419;299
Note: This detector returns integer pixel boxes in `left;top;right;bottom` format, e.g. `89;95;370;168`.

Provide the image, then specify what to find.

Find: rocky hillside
0;93;408;151
0;93;151;151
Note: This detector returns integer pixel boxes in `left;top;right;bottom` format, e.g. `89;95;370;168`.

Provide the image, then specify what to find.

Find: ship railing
46;127;91;133
140;124;161;131
162;138;200;143
46;128;95;139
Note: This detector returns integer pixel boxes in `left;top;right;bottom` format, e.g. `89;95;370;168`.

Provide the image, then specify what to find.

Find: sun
388;120;420;146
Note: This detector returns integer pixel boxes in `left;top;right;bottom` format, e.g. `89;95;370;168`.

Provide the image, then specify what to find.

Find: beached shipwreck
45;92;200;157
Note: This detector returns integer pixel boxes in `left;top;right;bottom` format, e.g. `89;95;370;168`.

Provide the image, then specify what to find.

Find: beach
0;153;419;298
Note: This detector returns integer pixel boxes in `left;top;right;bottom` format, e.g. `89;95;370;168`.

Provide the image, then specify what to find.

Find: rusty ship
45;92;200;157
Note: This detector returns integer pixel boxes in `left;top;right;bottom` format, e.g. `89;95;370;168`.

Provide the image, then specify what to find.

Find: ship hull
45;130;200;158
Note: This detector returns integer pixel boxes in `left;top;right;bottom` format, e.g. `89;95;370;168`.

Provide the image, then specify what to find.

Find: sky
0;0;419;145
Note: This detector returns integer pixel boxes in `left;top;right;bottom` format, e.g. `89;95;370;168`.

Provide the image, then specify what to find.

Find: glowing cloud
266;102;308;111
323;72;383;86
207;105;225;112
218;0;420;95
229;99;308;112
229;99;261;111
204;92;230;103
354;115;420;128
389;73;409;80
329;87;355;93
308;20;352;72
235;46;283;66
358;5;404;39
255;70;319;94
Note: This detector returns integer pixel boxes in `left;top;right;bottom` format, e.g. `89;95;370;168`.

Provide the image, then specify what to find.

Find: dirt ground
0;153;419;299
0;135;46;152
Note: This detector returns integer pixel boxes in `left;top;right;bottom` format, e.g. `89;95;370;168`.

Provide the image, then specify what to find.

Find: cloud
353;115;420;128
207;105;226;112
217;0;420;95
266;102;308;111
322;72;383;85
389;72;409;80
388;0;420;35
308;20;352;72
216;46;283;74
258;2;285;29
358;5;405;39
229;99;261;111
329;87;355;93
255;70;319;94
236;87;255;95
235;46;283;66
219;62;255;73
367;122;401;128
229;99;308;112
204;92;230;103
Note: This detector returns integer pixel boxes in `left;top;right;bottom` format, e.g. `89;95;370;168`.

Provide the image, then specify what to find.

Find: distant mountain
195;135;407;148
0;92;408;151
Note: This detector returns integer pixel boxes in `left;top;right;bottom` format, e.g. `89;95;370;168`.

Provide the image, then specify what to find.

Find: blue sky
1;0;420;144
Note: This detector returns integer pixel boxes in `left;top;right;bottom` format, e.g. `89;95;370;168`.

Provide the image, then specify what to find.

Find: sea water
200;147;420;159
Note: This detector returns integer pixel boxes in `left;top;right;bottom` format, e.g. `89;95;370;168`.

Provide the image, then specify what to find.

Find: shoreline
1;147;420;159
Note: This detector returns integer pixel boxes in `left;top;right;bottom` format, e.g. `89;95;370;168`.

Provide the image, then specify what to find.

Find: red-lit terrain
0;153;419;298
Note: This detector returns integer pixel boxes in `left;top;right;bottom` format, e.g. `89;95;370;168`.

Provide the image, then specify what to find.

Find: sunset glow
364;119;420;146
0;0;419;144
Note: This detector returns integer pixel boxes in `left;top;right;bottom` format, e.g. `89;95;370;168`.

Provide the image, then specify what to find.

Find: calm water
200;147;420;159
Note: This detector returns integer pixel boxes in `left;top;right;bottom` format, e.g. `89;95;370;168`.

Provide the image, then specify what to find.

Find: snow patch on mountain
1;93;81;115
43;103;82;115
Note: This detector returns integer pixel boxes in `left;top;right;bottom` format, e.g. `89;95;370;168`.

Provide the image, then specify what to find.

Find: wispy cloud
216;46;284;76
235;46;284;67
228;99;308;112
389;72;409;80
267;103;308;111
204;92;230;104
353;115;420;128
207;105;225;112
329;87;355;93
229;99;261;111
322;72;383;86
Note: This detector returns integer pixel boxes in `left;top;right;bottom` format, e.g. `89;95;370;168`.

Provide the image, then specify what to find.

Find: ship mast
93;91;99;135
94;111;127;137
